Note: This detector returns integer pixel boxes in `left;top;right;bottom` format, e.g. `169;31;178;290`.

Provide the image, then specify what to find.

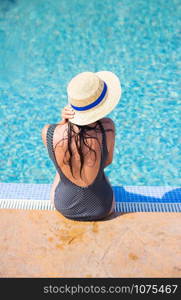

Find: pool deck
0;209;180;278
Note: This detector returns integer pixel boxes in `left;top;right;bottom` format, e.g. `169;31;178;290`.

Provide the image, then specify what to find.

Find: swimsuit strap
97;120;109;159
46;123;61;173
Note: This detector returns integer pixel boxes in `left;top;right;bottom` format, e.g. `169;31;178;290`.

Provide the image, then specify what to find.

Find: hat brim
69;71;122;125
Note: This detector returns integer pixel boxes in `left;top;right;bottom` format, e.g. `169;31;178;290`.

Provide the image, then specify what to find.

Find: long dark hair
54;119;113;180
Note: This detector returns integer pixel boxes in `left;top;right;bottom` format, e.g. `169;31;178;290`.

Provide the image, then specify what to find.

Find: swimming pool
0;0;180;185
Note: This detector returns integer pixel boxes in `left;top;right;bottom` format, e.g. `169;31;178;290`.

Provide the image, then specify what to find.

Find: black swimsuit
46;120;114;221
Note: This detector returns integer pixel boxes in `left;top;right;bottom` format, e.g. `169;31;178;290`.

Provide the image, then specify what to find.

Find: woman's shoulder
41;124;52;147
100;118;115;131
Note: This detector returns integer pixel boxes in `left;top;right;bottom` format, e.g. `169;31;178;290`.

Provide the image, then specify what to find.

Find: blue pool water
0;0;180;185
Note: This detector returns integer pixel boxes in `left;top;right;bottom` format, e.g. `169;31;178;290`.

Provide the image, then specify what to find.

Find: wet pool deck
0;209;181;278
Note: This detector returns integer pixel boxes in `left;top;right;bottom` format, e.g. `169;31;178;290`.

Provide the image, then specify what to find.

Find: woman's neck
87;121;97;127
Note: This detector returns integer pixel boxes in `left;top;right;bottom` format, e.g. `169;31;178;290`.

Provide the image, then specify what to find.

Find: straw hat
67;71;121;125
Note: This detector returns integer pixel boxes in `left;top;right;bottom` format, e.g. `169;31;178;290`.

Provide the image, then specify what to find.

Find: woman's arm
58;104;75;125
50;172;61;205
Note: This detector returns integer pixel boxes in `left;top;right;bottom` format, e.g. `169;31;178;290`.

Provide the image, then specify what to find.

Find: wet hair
54;120;114;180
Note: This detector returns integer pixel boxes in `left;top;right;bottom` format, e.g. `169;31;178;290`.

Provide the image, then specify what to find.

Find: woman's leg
107;192;116;216
50;172;61;205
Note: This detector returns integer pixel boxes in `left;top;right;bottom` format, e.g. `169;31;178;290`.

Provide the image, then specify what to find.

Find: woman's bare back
52;118;115;187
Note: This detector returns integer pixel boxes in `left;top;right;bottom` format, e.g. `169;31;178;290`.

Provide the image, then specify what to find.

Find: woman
41;71;121;221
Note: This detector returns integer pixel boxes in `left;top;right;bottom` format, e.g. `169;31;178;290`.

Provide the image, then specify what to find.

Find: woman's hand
59;104;75;125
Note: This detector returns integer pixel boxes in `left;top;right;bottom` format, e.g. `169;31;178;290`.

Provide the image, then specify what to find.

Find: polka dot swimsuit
46;120;114;221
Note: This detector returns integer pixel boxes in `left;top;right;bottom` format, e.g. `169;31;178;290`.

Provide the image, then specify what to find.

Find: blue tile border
0;183;51;200
0;183;180;212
